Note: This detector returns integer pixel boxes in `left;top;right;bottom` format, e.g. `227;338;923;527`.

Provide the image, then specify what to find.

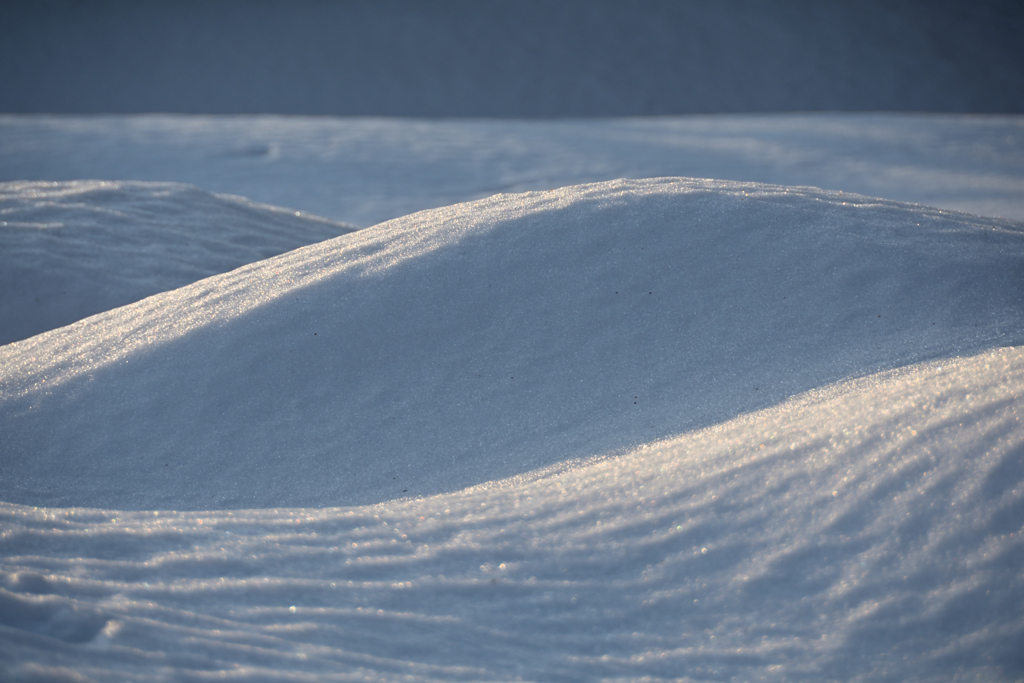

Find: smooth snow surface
2;346;1023;681
2;179;1022;510
0;180;354;345
3;114;1023;226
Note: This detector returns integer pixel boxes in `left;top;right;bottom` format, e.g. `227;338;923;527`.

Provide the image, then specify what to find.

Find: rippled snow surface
1;176;1022;681
2;348;1022;681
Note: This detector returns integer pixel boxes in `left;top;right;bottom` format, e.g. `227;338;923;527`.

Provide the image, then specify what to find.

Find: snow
1;116;1023;680
3;177;1022;512
2;347;1023;681
3;114;1023;227
0;180;354;345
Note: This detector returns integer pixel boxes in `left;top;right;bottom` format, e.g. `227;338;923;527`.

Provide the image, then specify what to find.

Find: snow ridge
1;178;1021;510
0;180;355;345
1;347;1021;681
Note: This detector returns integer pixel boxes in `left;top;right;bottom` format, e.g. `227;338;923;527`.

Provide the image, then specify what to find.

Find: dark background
2;0;1022;116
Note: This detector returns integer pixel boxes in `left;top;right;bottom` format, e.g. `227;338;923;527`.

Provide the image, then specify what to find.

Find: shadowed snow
1;178;1021;510
0;180;354;344
1;347;1021;681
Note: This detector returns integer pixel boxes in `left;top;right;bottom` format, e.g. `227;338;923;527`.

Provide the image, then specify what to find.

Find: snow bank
0;180;354;344
2;178;1021;510
1;346;1021;681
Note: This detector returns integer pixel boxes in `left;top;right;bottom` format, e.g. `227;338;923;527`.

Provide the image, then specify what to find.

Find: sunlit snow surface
3;179;1022;510
2;348;1022;681
2;114;1023;226
0;180;354;345
0;118;1023;680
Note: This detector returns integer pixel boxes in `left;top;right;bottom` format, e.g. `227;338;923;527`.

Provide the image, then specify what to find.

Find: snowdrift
4;114;1023;227
2;347;1022;681
2;178;1021;510
0;180;354;345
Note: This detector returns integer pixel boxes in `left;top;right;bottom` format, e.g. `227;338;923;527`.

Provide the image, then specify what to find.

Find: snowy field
1;113;1023;682
3;114;1023;227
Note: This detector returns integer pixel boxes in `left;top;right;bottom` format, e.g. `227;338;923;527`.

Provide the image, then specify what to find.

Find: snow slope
3;114;1023;226
0;180;354;345
2;346;1022;681
2;179;1021;511
0;174;1022;680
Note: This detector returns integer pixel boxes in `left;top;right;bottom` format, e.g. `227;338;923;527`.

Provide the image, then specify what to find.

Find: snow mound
1;178;1021;510
0;180;355;345
1;346;1022;680
5;114;1023;226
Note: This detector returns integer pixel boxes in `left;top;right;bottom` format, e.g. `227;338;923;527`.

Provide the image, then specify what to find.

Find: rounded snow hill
3;346;1022;680
1;178;1022;510
0;180;356;345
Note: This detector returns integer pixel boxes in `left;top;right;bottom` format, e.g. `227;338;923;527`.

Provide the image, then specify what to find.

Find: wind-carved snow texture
0;180;355;345
1;179;1022;511
1;348;1022;681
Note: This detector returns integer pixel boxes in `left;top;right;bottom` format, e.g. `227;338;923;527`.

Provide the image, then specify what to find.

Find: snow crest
1;178;1021;510
0;180;354;345
1;347;1022;681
